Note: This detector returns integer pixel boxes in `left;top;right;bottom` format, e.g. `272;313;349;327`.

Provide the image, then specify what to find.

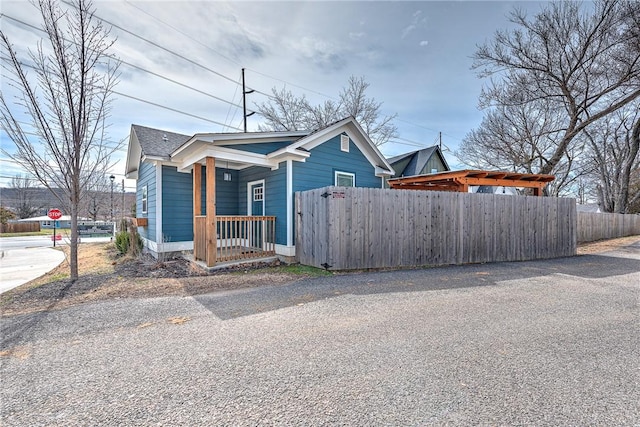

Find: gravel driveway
2;241;639;426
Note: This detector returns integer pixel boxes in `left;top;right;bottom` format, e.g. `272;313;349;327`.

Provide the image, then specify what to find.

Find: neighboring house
124;117;394;265
17;215;83;229
17;215;106;230
472;185;518;195
576;203;602;213
385;145;449;187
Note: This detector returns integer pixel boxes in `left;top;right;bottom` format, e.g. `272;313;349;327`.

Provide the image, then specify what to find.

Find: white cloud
401;24;416;39
401;10;427;39
349;32;366;40
419;40;429;47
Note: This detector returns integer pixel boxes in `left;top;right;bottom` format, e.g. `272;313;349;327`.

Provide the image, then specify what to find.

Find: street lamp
109;174;115;222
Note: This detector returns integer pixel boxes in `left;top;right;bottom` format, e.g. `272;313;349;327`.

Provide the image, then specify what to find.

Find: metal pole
242;68;255;133
121;179;125;222
110;180;114;221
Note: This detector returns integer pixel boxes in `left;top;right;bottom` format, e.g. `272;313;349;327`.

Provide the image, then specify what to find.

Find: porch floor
184;252;278;272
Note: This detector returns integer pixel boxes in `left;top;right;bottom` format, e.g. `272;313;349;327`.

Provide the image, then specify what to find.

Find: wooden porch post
206;157;216;267
193;163;202;259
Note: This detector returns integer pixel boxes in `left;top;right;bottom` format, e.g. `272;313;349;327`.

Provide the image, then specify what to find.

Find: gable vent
340;134;349;152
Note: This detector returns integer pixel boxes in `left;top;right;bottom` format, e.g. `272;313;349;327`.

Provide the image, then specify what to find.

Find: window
141;185;148;213
340;134;350;152
335;171;355;187
253;186;263;201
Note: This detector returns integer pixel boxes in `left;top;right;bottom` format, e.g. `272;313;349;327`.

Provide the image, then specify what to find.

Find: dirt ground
1;236;638;317
0;243;313;317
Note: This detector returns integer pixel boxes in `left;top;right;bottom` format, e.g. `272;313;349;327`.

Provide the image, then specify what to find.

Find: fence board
296;187;592;270
577;211;640;243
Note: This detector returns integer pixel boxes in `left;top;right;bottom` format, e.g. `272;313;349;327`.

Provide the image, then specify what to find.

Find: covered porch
190;157;276;267
171;132;307;267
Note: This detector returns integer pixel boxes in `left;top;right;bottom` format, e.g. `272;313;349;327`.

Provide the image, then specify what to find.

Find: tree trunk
70;192;79;282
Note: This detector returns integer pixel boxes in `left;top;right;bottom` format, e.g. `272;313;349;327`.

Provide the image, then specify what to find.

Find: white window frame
340;134;350;152
141;184;148;214
247;179;265;216
334;171;355;187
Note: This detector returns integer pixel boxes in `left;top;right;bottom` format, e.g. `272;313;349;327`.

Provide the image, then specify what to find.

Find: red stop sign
47;208;63;220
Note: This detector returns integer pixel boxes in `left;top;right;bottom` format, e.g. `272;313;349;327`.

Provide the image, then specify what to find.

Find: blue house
125;117;394;266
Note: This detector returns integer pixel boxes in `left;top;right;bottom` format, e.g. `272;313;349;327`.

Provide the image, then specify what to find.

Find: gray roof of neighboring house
388;146;449;177
131;124;191;158
576;203;601;213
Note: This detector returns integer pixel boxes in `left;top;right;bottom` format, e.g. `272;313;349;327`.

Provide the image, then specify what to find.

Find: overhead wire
3;4;465;153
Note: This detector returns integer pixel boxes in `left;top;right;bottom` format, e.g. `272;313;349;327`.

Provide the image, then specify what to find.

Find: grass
248;264;333;277
26;242;119;287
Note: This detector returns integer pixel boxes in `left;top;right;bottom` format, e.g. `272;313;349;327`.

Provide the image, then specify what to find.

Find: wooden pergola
388;169;555;196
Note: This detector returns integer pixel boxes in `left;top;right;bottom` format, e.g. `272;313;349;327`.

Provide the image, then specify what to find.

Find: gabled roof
125;125;192;178
132;124;191;158
388;145;450;177
126;117;394;179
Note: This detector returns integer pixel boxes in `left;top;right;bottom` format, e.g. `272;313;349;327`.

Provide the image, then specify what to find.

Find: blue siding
267;163;287;245
161;166;193;242
200;167;240;216
291;135;381;243
293;134;380;193
137;161;156;242
237;165;287;245
220;141;291;155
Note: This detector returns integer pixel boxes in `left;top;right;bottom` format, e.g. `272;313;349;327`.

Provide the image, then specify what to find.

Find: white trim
275;244;296;257
141;237;194;254
335;171;356;187
172;130;307;158
141;184;148;214
286;159;293;247
247;179;265;215
176;146;273;172
155;161;163;244
269;117;394;176
340;134;350;152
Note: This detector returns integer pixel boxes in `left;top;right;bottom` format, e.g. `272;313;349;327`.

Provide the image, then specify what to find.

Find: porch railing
194;215;276;264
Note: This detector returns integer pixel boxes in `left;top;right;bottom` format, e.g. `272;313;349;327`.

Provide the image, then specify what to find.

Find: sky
0;0;548;189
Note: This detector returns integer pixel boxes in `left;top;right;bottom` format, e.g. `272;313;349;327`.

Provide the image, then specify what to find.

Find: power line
58;0;272;101
1;14;250;114
112;91;242;131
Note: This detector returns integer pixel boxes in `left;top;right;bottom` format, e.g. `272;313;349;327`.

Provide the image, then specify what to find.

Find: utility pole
439;132;442;150
242;68;255;132
121;179;125;223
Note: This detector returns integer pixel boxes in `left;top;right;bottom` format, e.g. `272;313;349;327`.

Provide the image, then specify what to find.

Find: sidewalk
0;247;66;294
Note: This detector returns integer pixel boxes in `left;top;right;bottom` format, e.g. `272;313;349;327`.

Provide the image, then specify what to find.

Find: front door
250;182;264;216
248;180;265;250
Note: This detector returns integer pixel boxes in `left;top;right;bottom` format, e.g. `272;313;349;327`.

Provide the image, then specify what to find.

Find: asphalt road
0;235;58;250
1;242;639;426
0;236;113;294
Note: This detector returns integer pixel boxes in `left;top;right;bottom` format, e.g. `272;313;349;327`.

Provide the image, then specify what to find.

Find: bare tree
457;100;588;196
82;175;111;221
472;0;640;177
583;104;640;213
256;76;398;146
9;174;44;218
0;0;120;281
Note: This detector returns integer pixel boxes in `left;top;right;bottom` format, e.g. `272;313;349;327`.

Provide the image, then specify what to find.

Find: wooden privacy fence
296;187;577;270
577;212;640;243
0;222;40;233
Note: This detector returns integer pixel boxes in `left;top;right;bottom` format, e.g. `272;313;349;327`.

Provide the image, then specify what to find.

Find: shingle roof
131;124;191;158
388;146;443;177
